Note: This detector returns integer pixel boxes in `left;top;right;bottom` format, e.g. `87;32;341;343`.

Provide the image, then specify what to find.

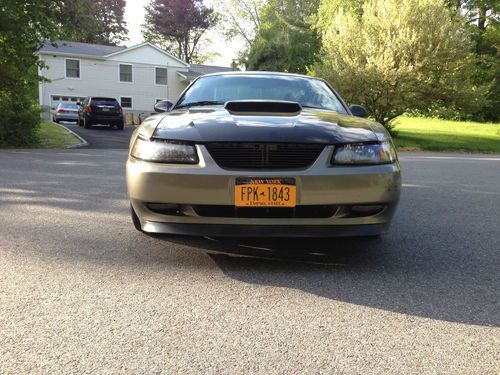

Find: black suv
78;97;124;130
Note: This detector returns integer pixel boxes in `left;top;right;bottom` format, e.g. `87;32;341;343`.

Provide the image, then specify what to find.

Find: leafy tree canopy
0;0;60;146
143;0;218;64
214;0;264;46
313;0;489;129
245;0;321;73
56;0;128;46
213;0;265;64
446;1;499;121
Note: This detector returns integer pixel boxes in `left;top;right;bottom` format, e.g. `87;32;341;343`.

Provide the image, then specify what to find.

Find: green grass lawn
393;116;500;153
34;120;81;148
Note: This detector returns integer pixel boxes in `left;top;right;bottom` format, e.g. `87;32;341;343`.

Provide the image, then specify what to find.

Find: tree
143;0;218;64
0;0;59;146
56;0;128;46
446;1;499;30
213;0;265;60
446;0;499;121
246;0;321;73
313;0;488;129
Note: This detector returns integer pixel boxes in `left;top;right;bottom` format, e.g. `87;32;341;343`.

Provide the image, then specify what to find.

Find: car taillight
84;106;92;113
119;107;123;114
57;108;67;113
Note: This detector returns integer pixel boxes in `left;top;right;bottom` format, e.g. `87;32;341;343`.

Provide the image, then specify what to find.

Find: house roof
39;40;191;67
189;64;239;75
177;64;239;82
39;40;125;57
177;71;203;79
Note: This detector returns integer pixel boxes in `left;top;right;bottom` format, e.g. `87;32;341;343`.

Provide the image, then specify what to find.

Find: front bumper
126;145;401;237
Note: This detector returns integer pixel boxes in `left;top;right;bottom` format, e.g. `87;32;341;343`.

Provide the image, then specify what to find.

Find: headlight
332;141;397;165
131;137;199;164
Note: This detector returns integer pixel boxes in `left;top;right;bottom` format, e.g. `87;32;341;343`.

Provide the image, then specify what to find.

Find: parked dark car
77;97;124;130
53;102;79;123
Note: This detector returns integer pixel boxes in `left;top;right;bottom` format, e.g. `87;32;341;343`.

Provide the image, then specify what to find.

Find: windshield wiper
175;101;224;109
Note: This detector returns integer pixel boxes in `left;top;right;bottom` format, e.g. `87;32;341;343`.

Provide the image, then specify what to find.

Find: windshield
59;102;78;109
175;75;348;113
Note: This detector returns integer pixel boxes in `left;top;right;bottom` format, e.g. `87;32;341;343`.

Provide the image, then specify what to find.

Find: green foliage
246;0;321;73
56;0;128;46
0;91;41;147
313;0;489;130
316;0;365;30
0;0;59;147
445;1;499;121
469;9;499;122
143;0;218;64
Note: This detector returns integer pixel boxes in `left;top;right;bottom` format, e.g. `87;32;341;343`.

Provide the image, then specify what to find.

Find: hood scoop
224;100;302;116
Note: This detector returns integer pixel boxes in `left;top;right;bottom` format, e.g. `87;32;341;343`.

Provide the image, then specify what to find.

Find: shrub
313;0;489;131
0;91;41;147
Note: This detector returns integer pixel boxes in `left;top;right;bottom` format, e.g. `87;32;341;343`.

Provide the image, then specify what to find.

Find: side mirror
154;100;173;113
76;102;81;106
349;105;368;118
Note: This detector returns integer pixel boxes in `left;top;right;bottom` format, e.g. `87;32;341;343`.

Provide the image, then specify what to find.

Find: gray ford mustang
126;72;401;237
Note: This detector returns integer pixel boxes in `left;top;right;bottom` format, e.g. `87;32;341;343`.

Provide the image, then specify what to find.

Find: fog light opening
347;205;385;217
146;203;183;215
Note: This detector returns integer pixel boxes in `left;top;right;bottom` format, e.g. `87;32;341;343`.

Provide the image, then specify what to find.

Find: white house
38;40;237;119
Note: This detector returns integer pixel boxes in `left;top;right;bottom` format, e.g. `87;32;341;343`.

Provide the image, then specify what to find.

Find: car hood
152;106;383;144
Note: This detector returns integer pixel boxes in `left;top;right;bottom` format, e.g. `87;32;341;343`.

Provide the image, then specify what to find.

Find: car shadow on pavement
158;215;499;328
1;150;498;329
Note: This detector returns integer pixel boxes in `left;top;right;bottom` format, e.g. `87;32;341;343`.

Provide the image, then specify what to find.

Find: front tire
131;204;142;232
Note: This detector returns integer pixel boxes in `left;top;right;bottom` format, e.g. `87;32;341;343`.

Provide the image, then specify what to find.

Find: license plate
235;178;296;207
102;108;110;112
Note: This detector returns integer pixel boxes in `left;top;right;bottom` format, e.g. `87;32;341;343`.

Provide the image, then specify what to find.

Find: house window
155;67;168;85
120;97;132;108
119;64;133;82
66;59;80;78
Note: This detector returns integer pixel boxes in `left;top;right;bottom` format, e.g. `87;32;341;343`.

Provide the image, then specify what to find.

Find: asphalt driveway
60;121;135;149
0;149;498;373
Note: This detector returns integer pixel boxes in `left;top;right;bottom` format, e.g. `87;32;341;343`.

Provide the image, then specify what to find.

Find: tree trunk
477;4;487;30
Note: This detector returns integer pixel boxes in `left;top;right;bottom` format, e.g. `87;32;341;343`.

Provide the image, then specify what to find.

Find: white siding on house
106;44;186;67
39;44;190;118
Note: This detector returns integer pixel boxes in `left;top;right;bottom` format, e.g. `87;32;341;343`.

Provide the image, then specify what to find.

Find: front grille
205;143;324;169
192;205;338;219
